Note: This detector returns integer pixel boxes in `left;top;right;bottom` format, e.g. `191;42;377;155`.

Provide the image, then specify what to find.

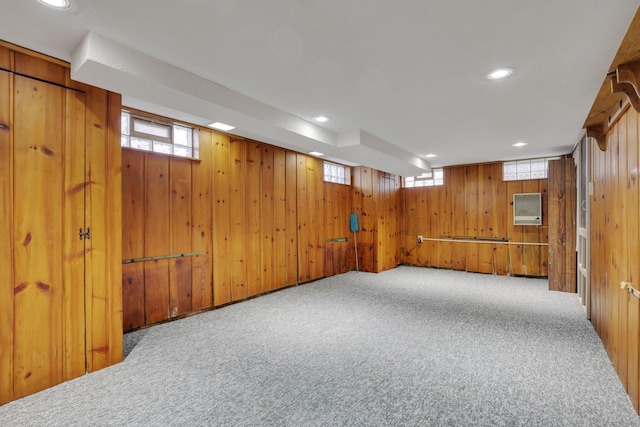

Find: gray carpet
1;266;639;426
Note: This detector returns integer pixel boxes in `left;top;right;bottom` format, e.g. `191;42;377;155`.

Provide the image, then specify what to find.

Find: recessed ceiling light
208;122;235;132
37;0;70;9
424;153;437;158
314;116;330;123
512;142;528;147
487;67;514;80
308;151;324;156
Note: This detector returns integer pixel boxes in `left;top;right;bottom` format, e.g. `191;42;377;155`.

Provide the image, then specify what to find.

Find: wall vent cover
513;193;542;226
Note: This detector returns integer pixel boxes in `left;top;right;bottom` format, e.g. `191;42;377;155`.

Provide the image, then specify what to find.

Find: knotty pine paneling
351;167;402;273
229;139;248;300
548;158;576;292
121;134;353;331
401;162;549;277
324;182;354;276
190;131;213;311
245;142;262;297
260;145;276;292
83;88;123;374
1;42;122;404
591;105;640;411
169;158;193;316
0;55;13;404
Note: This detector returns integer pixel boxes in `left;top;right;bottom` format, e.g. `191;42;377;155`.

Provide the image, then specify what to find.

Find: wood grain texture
191;131;213;310
261;146;276;292
401;163;548;277
169;158;193;316
229;139;248;301
0;48;14;405
245;142;262;296
144;155;170;322
285;151;298;285
63;88;86;381
591;105;640;412
1;43;122;404
273;148;287;289
13;75;65;399
548;158;577;292
212;133;231;306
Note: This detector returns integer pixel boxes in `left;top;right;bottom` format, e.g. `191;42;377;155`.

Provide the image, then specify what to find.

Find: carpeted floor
1;266;639;426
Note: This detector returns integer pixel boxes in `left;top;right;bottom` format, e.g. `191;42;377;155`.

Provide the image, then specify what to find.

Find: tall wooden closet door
11;74;87;400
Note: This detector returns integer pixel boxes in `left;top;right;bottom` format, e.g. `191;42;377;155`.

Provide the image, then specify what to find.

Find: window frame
502;157;560;181
121;110;200;160
323;161;351;185
403;168;444;188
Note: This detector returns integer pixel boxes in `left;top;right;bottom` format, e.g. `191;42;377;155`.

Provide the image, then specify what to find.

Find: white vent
513;193;542;226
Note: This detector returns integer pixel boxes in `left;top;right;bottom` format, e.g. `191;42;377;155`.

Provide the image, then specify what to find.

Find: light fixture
424;153;437;158
37;0;70;9
512;142;528;147
314;116;329;123
308;151;324;156
487;67;514;80
208;122;235;132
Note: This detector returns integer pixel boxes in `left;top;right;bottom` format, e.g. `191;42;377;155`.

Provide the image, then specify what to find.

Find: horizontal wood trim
122;252;206;264
419;237;548;246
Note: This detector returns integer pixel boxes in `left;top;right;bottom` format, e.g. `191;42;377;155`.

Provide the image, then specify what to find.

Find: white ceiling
1;0;638;175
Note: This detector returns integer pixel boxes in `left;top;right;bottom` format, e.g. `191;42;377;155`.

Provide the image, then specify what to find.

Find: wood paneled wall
591;105;640;410
121;132;361;330
351;167;402;273
548;158;577;292
0;43;122;404
402;163;549;276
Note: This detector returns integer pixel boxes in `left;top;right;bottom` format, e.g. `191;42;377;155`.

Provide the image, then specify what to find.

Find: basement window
403;168;444;187
503;157;559;181
323;161;351;185
121;111;199;159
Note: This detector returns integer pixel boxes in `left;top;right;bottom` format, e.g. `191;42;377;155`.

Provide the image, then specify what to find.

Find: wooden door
1;72;87;401
548;157;577;292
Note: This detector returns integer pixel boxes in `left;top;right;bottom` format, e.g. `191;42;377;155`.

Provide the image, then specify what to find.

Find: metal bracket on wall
620;281;640;299
122;252;206;264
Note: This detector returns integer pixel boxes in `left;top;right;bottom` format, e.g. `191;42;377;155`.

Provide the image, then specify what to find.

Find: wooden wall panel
122;151;145;330
245;142;262;297
191;130;213;310
626;109;639;409
229;139;248;301
351;167;401;273
1;42;121;405
212;134;231;306
285;151;298;285
0;59;13;405
261;146;276;292
273;149;288;290
13;75;66;399
450;166;467;271
548;158;577;292
309;157;325;280
169;158;193;316
144;155;171;323
401;162;549;277
591;105;640;412
296;155;310;282
63;89;87;381
84;88;123;372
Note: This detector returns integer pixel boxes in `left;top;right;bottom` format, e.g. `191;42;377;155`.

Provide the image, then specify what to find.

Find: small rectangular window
121;110;199;159
403;168;444;187
503;157;559;181
323;161;351;185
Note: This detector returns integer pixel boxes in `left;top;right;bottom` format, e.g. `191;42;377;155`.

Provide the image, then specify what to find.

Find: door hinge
78;227;91;240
